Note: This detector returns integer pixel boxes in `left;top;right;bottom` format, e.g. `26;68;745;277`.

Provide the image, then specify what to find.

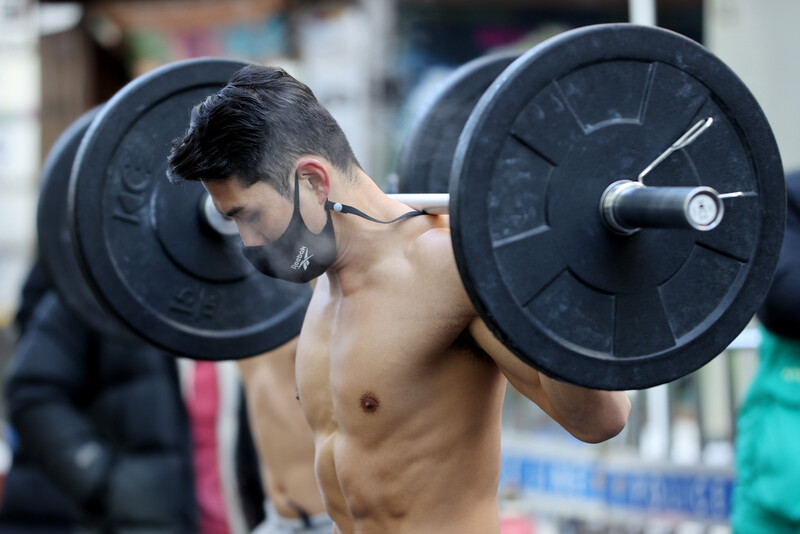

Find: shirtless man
167;65;631;533
237;339;332;533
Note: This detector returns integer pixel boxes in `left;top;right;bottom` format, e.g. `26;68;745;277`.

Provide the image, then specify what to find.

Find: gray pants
252;501;334;534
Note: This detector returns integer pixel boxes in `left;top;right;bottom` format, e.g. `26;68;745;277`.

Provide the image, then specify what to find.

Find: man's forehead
202;175;244;195
202;179;240;212
204;177;283;212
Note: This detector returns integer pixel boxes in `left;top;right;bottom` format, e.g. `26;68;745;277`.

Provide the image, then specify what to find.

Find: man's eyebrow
222;205;243;218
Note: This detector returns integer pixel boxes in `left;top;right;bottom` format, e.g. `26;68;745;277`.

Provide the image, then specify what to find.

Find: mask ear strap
292;170;302;208
324;199;423;224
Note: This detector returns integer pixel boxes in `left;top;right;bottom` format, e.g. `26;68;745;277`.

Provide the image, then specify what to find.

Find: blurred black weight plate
397;52;518;193
450;24;786;390
69;58;312;360
37;106;133;339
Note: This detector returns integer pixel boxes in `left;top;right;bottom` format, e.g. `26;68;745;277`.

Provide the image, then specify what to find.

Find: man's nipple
360;392;380;414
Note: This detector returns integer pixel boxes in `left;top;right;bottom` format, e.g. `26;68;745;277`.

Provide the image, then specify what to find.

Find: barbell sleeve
201;193;240;236
390;181;725;236
600;180;724;235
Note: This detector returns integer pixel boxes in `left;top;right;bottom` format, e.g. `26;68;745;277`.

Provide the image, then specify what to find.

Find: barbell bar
391;182;726;234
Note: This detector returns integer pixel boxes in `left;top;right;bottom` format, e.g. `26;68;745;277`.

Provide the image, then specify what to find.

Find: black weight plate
397;51;518;193
450;24;786;390
69;58;312;360
37;107;134;340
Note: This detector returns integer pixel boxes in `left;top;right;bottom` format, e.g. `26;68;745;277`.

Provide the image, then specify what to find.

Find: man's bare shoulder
403;215;453;267
404;215;475;313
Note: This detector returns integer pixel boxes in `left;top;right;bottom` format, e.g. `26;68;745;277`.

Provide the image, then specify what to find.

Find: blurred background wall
1;0;797;532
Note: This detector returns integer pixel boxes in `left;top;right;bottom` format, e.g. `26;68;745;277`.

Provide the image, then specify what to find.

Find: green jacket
733;327;800;533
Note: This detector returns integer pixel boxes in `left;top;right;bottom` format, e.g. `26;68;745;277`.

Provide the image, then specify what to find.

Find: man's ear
296;158;330;204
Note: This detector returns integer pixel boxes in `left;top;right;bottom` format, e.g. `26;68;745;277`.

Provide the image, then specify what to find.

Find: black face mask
241;173;337;284
242;172;423;284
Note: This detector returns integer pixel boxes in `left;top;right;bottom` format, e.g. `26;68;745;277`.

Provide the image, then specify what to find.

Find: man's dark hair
167;65;361;197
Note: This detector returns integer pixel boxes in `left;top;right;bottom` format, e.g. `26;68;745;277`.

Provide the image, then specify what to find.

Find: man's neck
325;170;421;291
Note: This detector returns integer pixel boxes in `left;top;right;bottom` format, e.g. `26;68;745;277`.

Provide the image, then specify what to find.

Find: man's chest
295;290;470;435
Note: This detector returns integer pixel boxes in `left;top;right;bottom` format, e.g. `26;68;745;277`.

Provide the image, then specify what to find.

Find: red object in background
0;440;10;506
188;361;231;534
501;515;535;534
473;27;526;50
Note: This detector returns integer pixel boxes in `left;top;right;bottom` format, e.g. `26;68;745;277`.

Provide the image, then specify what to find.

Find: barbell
37;105;135;341
396;23;785;390
68;58;312;360
43;23;784;390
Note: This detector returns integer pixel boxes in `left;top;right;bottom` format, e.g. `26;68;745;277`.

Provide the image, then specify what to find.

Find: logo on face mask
291;246;314;271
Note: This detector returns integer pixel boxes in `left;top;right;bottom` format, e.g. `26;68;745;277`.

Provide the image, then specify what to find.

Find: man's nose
237;223;266;247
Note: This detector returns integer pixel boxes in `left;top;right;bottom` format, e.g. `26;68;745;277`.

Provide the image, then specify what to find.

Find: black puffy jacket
758;171;800;339
0;291;197;534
